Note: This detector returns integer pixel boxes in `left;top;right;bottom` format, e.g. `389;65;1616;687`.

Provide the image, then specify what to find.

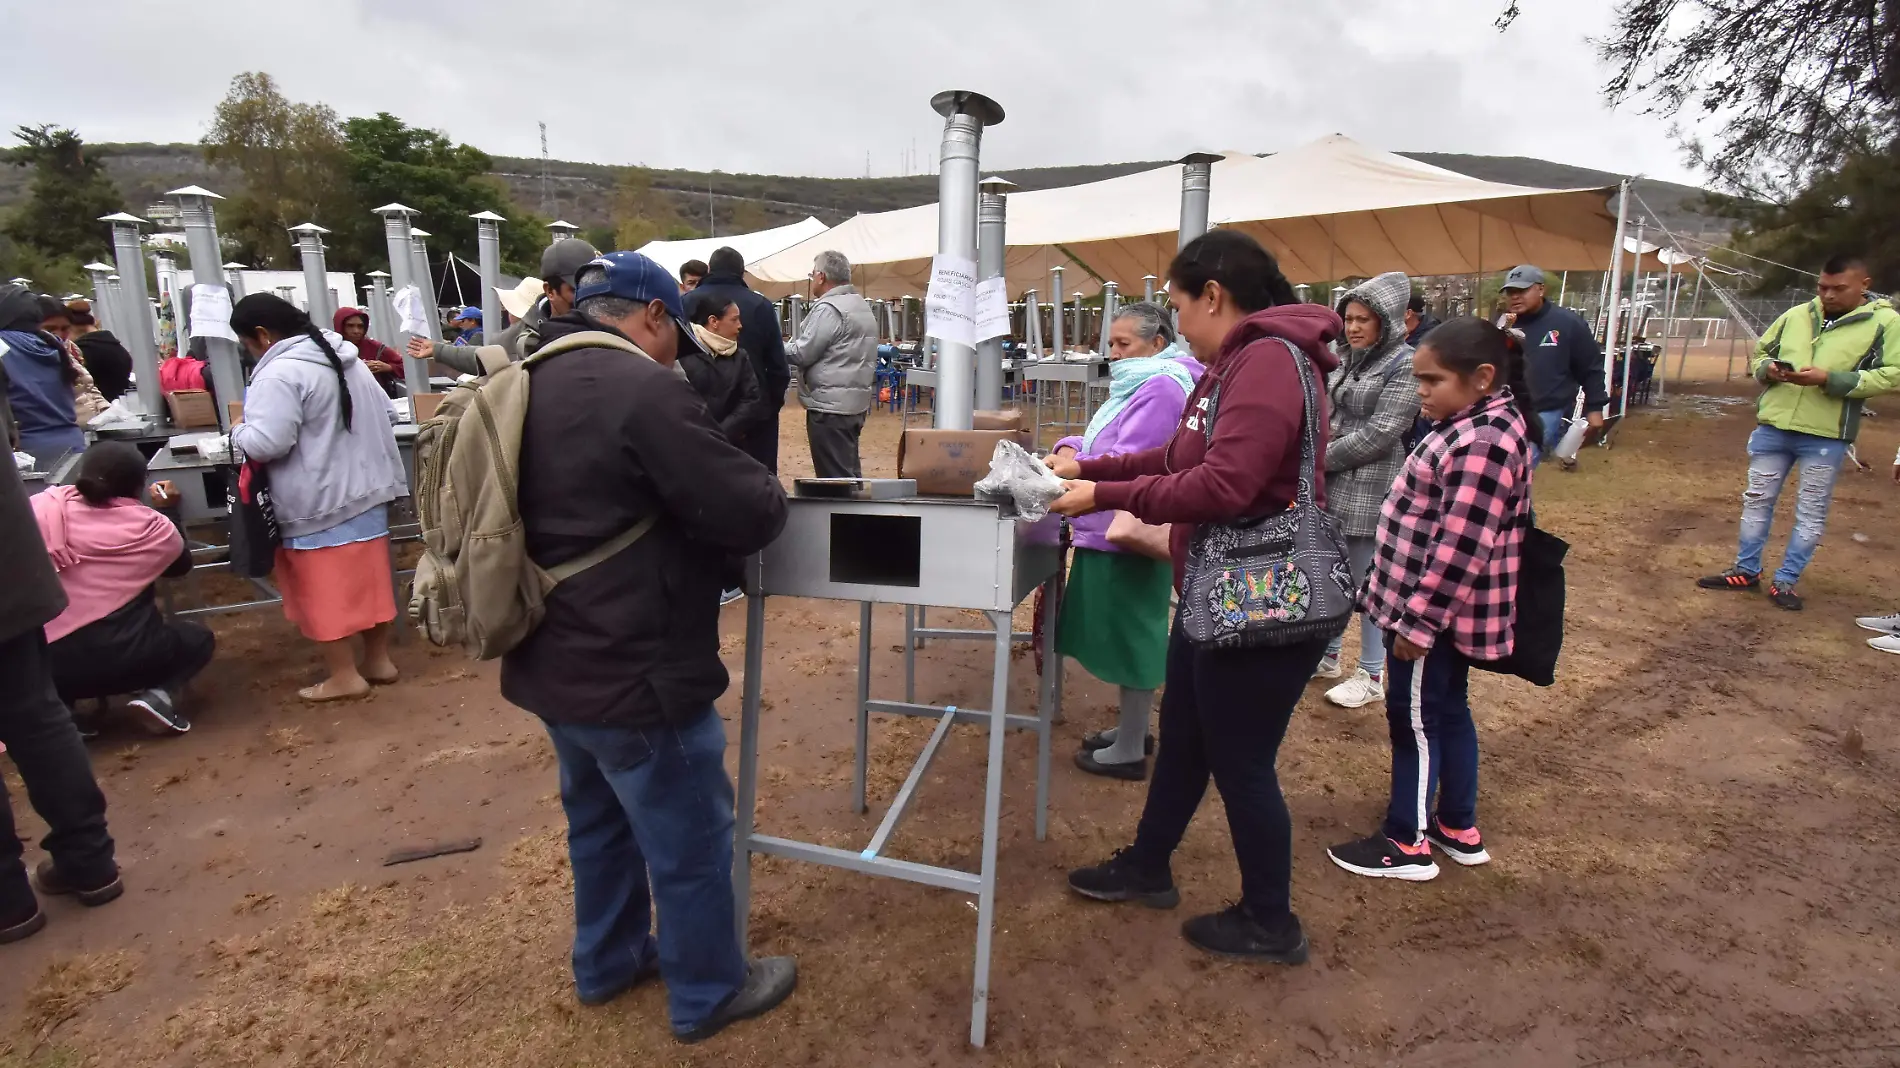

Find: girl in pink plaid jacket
1326;318;1536;884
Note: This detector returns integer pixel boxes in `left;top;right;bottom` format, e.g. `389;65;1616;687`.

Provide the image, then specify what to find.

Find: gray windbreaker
229;330;407;539
1325;271;1421;538
786;284;877;415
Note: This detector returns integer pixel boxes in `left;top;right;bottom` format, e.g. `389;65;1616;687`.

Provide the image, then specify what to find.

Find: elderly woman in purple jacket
1049;302;1204;779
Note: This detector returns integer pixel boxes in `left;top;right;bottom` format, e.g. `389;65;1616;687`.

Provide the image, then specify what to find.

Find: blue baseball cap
457;305;482;321
573;251;704;353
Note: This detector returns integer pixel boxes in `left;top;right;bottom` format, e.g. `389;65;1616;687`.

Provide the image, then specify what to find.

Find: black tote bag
226;457;280;578
1473;523;1567;686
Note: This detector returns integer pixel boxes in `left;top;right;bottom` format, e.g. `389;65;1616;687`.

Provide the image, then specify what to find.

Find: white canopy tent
750;135;1658;300
635;216;828;281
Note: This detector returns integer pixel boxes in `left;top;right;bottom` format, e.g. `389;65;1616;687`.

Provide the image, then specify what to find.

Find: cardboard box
225;401;244;426
411;393;445;424
165;390;219;429
972;408;1027;432
897;429;1034;496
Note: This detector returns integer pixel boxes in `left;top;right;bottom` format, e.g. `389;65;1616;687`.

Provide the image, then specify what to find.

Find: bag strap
1195;336;1323;511
546;514;658;583
524;330;656;367
472;345;513;377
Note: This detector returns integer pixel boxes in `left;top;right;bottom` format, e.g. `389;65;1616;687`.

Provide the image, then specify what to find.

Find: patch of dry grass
19;952;140;1041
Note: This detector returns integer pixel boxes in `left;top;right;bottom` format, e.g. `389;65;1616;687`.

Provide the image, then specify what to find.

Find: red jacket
334;307;403;394
1080;304;1342;588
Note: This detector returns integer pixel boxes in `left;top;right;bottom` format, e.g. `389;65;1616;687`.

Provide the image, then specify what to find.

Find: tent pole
1655;260;1679;400
1600;180;1631;412
1558;271;1568;306
1619;216;1645;420
1675;267;1704;385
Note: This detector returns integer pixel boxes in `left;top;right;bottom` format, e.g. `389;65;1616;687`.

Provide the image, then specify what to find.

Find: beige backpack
408;331;657;659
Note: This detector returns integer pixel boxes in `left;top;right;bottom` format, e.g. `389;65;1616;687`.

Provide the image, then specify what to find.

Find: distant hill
1;141;1728;248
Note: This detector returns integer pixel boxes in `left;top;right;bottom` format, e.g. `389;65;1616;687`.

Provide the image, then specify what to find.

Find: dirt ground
5;382;1900;1067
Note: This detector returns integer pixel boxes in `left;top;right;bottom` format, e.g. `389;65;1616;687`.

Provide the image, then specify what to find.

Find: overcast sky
7;0;1703;186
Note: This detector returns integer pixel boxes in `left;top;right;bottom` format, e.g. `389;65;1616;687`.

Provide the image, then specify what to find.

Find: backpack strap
471;345;513;377
524;330;656;366
545;514;658;582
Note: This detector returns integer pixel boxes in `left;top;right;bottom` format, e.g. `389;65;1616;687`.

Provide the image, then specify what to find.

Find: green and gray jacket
1751;296;1900;441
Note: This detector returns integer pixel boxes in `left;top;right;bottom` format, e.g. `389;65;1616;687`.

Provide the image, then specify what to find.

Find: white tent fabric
636;216;828;280
750;135;1655;300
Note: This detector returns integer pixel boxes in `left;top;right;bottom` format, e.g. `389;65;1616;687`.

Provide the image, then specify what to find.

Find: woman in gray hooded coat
1313;271;1422;709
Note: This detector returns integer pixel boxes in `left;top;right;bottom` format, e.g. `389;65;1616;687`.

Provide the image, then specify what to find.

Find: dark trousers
806;410;866;479
50;598;215;702
0;629;116;920
740;407;781;474
544;706;747;1033
1381;634;1478;844
1128;628;1328;924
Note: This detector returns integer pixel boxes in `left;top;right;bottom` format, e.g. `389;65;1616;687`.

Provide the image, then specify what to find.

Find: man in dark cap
1500;264;1606;468
409;238;600;375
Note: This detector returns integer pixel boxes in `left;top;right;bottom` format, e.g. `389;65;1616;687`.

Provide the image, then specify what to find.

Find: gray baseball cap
541;238;601;286
1500;265;1545;290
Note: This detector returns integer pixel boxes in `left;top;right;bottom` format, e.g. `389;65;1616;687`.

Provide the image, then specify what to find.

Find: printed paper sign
974;277;1010;343
392;284;431;336
188;284;238;342
924;254;977;347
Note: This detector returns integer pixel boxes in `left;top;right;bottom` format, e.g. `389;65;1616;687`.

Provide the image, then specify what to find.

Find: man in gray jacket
786;251;877;478
408;238;599;377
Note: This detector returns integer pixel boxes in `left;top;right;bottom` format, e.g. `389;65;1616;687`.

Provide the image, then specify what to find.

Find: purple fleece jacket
1053;357;1204;552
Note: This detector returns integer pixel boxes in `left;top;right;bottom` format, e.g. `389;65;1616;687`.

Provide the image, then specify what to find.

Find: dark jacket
0;459;68;644
75;331;134;401
687;272;791;407
1405;312;1441;347
1515;300;1609;415
0;286;84;462
1082;303;1342;589
499;314;788;729
679;338;771;446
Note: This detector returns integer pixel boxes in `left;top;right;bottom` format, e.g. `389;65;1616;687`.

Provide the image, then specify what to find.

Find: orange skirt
274;537;396;642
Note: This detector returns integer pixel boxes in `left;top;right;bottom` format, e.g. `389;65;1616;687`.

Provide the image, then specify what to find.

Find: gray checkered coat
1325;273;1422;537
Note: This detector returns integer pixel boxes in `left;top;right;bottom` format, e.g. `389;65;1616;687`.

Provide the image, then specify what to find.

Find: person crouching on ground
1327;317;1535;882
1313;272;1421;710
1049;301;1202;780
1048;229;1342;963
228;294;407;702
498;251;795;1043
33;442;211;734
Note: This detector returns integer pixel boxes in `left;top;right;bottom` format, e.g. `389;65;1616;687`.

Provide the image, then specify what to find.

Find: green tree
611;167;691;250
1;125;124;285
201;72;355;268
334;113;549;279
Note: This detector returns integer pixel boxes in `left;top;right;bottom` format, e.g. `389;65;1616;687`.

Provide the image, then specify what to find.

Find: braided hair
229;293;354;431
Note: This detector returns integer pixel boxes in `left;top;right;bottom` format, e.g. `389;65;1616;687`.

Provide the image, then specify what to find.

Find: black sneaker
0;905;45;945
1422;821;1491;866
1767;583;1803;611
1697;568;1760;592
1181;904;1309;964
127;688;190;734
1067;847;1180;907
1073;748;1147;781
30;859;124;907
674;956;797;1045
1326;833;1439;882
577;951;661;1007
1081;729;1155;755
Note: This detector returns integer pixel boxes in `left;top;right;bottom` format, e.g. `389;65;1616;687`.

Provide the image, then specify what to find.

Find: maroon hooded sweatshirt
334;307;403;394
1080;303;1343;588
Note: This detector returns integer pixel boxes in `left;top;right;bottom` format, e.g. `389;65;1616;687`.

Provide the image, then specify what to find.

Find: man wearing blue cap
1501;264;1607;469
447;306;483;346
498;250;795;1043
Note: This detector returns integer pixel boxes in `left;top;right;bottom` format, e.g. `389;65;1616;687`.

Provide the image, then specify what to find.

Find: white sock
1095;687;1154;764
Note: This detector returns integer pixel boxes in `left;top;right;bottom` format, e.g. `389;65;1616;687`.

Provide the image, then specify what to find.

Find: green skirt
1056;548;1173;690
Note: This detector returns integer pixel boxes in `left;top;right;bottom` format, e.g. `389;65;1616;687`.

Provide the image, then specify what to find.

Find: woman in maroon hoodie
1049;230;1341;964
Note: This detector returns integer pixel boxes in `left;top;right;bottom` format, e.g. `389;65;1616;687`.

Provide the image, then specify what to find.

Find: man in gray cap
408;237;600;376
1500;264;1606;469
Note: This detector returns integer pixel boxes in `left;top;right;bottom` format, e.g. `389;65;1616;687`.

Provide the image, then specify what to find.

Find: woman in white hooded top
228;294;406;702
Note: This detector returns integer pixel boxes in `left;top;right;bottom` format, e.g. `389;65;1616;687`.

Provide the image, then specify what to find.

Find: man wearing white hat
409;238;599;375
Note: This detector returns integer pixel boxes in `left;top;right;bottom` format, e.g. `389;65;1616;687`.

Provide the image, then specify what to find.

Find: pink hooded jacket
31;485;183;642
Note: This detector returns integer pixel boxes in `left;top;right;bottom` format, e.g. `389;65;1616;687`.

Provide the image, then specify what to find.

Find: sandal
299;679;372;703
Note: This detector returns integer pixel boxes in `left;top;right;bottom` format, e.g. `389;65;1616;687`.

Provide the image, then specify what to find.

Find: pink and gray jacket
1360;389;1534;659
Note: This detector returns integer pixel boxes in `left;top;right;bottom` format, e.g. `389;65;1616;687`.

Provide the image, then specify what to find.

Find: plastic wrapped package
973;439;1068;521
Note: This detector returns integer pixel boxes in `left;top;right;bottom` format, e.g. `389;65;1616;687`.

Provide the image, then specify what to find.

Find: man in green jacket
1700;255;1900;610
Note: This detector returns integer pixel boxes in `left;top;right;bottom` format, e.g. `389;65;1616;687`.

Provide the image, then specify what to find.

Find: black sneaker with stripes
1697;568;1760;591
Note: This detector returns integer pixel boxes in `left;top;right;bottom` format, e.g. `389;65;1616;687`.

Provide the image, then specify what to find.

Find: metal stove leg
854;600;872;815
904;604;917;704
969;609;1011;1047
1033;576;1059;842
733;587;768;945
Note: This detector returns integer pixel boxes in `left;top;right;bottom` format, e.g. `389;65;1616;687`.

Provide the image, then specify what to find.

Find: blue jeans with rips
1734;425;1847;587
544;706;747;1033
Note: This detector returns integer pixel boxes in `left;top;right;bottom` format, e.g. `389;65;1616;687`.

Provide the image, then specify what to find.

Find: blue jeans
545;707;746;1032
1324;535;1387;676
1381;635;1477;844
1734;425;1846;587
1530;409;1567;466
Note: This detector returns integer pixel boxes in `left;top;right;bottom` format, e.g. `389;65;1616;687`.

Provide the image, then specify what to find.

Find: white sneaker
1870;634;1900;655
1855;612;1900;636
1312;654;1343;680
1325;669;1385;709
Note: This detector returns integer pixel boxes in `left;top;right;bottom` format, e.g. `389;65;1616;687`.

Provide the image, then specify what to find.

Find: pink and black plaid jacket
1361;390;1534;659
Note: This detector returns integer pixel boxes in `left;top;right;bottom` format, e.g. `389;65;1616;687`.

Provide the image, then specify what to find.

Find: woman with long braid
228;294;407;701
